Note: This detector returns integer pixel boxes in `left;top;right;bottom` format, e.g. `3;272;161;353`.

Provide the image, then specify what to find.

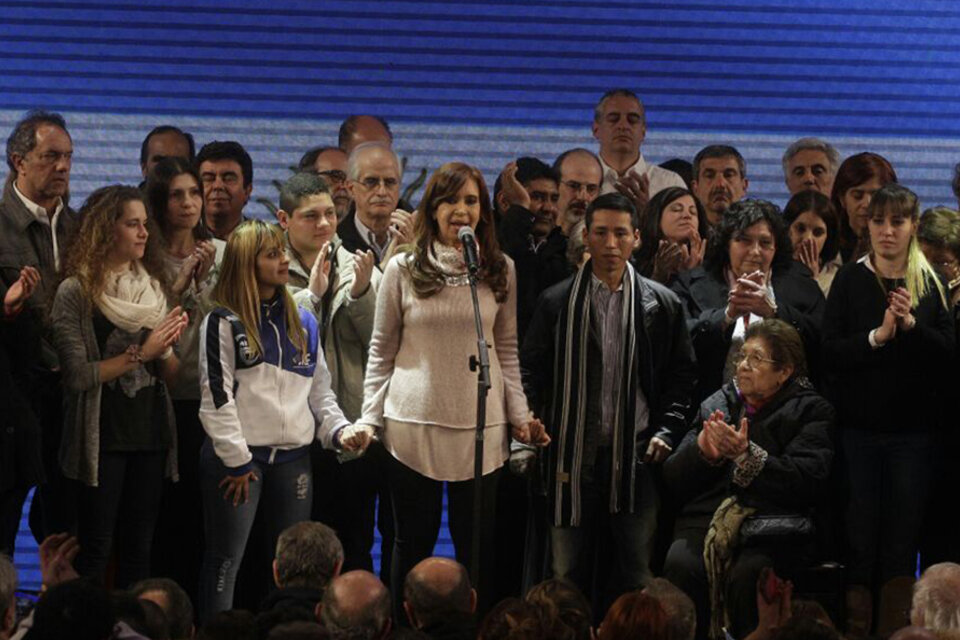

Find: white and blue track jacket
198;296;350;475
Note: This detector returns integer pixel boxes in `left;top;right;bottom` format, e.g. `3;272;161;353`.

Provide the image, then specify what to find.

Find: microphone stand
465;248;490;596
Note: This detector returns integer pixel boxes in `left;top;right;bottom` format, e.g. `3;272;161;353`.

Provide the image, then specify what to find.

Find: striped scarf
550;261;640;527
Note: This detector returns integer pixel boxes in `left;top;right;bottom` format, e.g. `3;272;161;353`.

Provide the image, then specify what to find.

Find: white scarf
97;261;168;332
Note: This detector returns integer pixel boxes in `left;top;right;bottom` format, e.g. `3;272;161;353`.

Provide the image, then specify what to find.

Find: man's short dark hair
320;579;391;640
29;578;116;640
274;521;343;591
553;148;603;180
298;145;340;172
5;109;69;174
195;140;253;187
140;125;196;167
515;157;559;188
693;145;747;181
131;577;194;640
644;578;696;640
279;172;332;215
338;115;393;151
404;561;472;628
584;192;639;230
594;89;645;125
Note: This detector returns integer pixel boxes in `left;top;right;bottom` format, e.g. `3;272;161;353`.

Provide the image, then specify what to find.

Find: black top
822;260;955;432
671;262;825;406
93;312;170;452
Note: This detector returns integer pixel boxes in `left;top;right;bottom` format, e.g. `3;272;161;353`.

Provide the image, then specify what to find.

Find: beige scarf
704;495;756;640
97;262;168;332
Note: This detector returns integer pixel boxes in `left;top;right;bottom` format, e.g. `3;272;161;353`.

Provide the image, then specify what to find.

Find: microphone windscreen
457;225;476;243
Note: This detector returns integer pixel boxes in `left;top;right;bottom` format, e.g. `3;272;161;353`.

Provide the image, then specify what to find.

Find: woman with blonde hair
197;219;364;620
823;183;954;636
51;184;187;586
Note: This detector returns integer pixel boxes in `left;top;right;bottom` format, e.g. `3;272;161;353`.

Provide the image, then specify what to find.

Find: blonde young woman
51;184;187;587
197;220;366;619
823;184;955;636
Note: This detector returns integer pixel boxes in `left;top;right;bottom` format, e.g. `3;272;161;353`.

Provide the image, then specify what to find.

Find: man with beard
691;145;749;227
496;157;567;341
298;146;352;221
553;148;603;235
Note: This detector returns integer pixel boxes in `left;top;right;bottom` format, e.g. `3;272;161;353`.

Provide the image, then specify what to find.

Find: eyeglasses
354;176;399;191
733;350;779;369
318;170;347;186
562;180;600;197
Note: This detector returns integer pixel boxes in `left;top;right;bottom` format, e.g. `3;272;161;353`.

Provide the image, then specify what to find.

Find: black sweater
821;260;955;432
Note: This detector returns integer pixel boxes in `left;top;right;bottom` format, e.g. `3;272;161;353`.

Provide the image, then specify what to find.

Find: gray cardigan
50;276;178;487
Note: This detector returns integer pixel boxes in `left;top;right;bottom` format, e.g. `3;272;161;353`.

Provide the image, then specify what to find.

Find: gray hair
781;137;840;175
346;142;401;182
6;110;69;174
274;521;344;591
644;578;696;640
320;576;391;640
912;563;960;631
279;172;331;214
593;89;645;125
0;555;16;617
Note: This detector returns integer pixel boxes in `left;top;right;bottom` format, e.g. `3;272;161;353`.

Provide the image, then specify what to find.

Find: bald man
339;115;394;155
404;558;477;639
317;570;391;640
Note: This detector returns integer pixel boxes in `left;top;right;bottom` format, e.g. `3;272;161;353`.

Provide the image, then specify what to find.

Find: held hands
614;170;650;213
140;307;188;361
338;424;377;453
794;237;820;279
39;533;80;589
727;271;775;321
3;265;40;315
350;250;376;299
698;410;750;462
499;161;531;210
309;242;333;298
220;471;258;506
512;417;551;447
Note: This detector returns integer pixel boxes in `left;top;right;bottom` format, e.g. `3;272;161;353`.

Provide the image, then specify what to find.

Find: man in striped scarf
521;192;697;606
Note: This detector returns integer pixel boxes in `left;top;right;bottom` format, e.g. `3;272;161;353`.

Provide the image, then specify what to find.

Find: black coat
337;210;380;265
498;205;572;342
663;380;835;532
671;264;825;405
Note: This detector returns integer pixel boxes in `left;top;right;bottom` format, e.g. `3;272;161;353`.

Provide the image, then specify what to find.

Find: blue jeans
843;428;934;586
550;453;658;601
198;440;313;621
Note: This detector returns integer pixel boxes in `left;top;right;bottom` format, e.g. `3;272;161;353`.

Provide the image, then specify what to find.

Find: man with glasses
554;148;603;234
593;89;685;212
0;110;81;550
339;142;409;268
298;146;352;221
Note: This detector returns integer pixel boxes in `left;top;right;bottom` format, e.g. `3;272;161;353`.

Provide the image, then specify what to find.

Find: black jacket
663;380;835;532
671;264;825;405
521;267;697;524
337;210;379;264
498;205;572;342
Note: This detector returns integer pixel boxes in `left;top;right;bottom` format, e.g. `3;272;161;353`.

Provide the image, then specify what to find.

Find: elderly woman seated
662;319;835;640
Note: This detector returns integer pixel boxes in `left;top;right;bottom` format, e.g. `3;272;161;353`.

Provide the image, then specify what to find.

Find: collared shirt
13;182;64;270
598;152;686;199
589;273;649;443
354;214;392;263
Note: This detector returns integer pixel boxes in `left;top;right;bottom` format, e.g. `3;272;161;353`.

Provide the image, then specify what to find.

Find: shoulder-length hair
64;184;168;302
635;186;710;277
867;184;946;309
145;156;211;242
211;220;308;361
830;152;897;259
782;189;841;265
703;199;793;276
408;162;508;302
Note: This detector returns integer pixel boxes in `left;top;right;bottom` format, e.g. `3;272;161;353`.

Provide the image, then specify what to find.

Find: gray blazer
51;277;178;487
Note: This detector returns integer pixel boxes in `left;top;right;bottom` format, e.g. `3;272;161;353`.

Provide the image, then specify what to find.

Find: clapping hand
3;265;40;315
728;271;776;319
309;242;333;298
699;410;750;461
498;162;531;210
39;533;80;590
141;307;188;361
888;286;916;331
350;250;375;299
615;170;650;214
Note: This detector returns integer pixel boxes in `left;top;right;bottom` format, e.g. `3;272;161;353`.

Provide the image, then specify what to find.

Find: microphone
458;226;481;275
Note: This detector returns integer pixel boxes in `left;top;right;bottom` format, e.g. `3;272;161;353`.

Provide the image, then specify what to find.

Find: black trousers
0;484;29;556
386;453;500;617
76;450;165;588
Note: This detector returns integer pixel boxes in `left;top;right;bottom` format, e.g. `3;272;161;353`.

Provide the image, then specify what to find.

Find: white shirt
354;213;392;263
13;182;64;270
599;152;686;198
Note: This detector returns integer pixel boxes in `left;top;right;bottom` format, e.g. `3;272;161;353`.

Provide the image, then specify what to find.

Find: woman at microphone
355;161;548;611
